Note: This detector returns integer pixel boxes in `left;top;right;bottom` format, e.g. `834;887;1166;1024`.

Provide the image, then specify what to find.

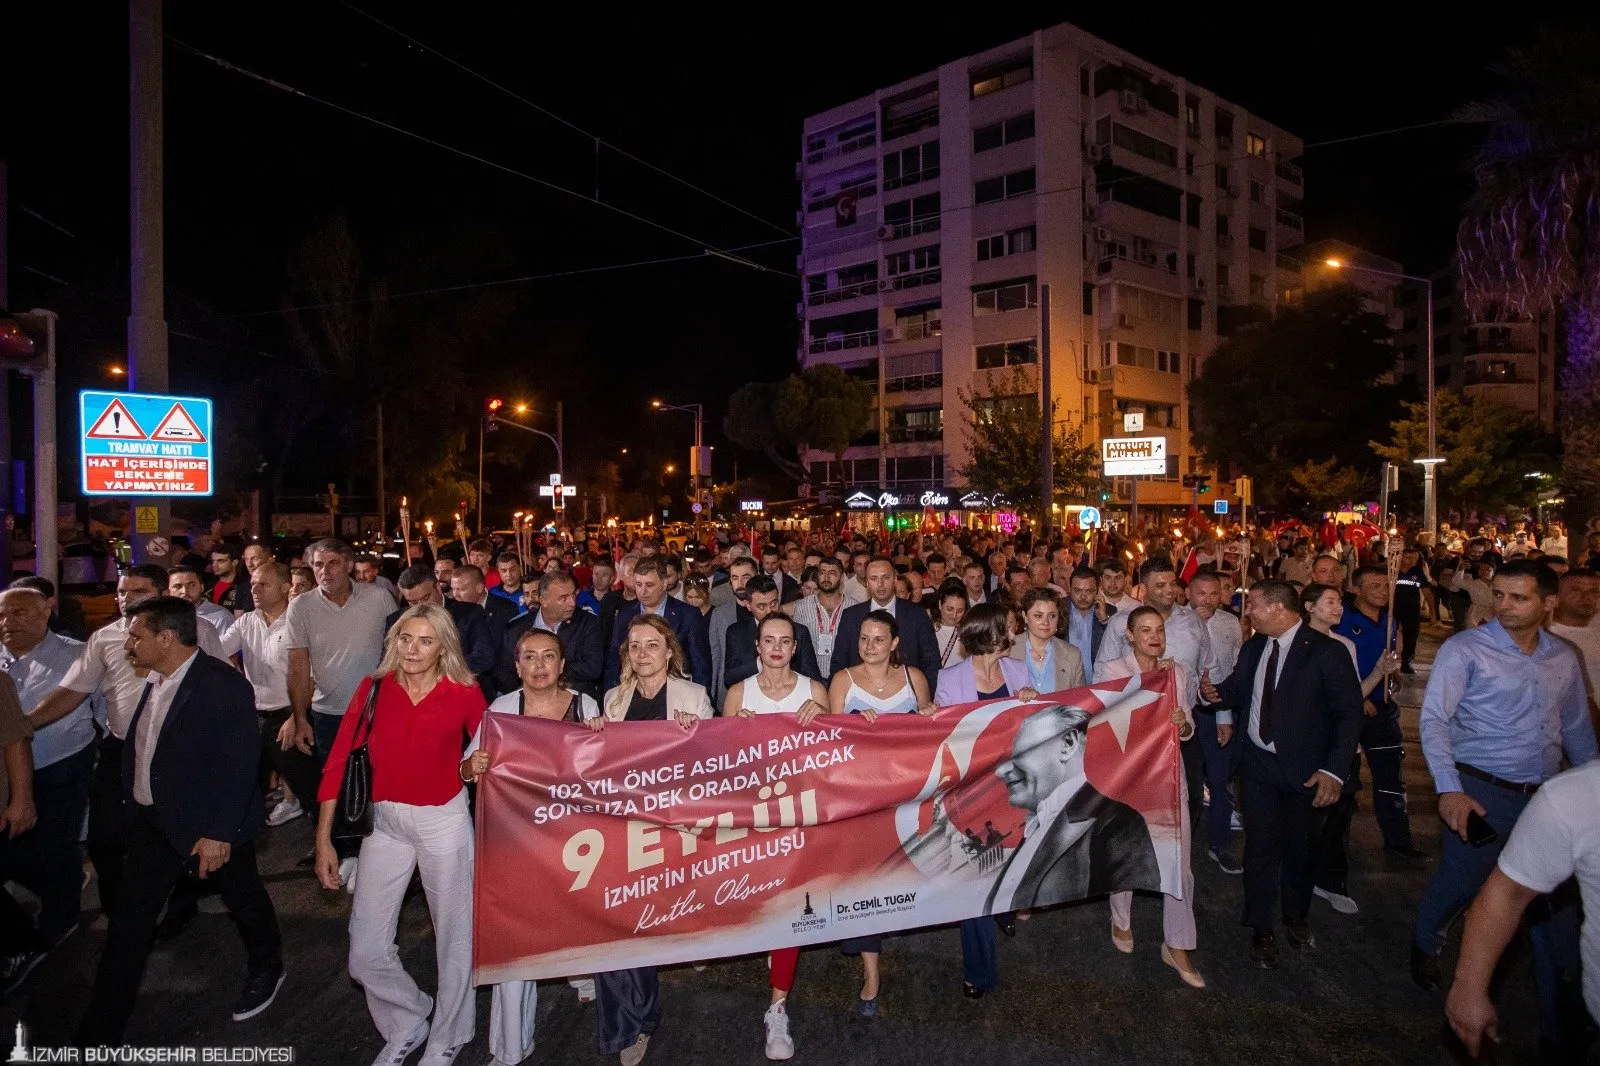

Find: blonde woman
590;614;712;1065
315;603;488;1066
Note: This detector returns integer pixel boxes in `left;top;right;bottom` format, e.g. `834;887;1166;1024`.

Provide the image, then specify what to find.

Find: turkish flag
835;188;858;228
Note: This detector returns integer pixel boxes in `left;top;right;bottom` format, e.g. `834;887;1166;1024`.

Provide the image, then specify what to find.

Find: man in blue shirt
1412;560;1596;1053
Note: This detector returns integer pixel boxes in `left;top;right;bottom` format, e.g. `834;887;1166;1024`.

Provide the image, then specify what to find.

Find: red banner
473;672;1184;983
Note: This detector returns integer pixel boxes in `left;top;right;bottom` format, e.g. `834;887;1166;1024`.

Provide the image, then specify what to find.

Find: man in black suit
760;545;800;607
498;570;603;699
723;575;821;695
1200;579;1363;969
605;556;711;690
389;565;497;693
986;704;1158;911
831;558;941;689
449;563;520;633
79;597;283;1044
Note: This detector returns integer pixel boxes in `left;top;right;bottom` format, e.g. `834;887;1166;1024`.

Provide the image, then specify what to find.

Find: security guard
1392;547;1430;673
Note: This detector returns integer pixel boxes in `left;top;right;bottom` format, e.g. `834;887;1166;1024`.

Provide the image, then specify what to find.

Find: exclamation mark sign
113;411;122;432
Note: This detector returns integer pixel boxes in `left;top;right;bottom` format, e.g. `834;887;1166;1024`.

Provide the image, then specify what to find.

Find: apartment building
796;22;1305;514
1394;270;1558;433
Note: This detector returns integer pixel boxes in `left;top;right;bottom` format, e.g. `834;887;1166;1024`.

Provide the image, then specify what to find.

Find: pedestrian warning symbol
79;390;214;498
85;399;147;440
151;403;207;442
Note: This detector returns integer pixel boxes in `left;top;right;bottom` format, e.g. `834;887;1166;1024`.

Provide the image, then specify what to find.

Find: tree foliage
958;365;1102;513
723;365;875;481
1287;460;1372;513
1187;286;1401;507
1372;391;1555;521
1455;27;1600;513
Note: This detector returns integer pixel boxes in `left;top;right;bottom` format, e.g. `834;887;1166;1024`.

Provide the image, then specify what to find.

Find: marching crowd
0;513;1594;1063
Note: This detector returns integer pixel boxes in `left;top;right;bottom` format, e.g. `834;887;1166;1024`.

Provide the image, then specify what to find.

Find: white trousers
348;794;476;1055
490;977;596;1063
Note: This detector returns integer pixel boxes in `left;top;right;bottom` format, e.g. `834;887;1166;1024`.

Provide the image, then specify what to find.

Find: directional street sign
1213;499;1229;515
80;390;213;497
1079;506;1101;528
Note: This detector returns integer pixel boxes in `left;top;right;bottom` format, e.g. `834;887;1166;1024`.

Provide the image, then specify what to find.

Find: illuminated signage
1101;436;1167;477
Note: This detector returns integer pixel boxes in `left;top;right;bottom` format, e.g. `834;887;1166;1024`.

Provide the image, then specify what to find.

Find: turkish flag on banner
835;188;858;228
472;672;1185;984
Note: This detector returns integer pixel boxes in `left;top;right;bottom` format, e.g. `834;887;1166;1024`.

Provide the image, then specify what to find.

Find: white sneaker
570;976;596;1003
416;1043;466;1066
372;1018;429;1066
340;856;359;895
1314;886;1360;915
266;798;304;827
763;1001;794;1061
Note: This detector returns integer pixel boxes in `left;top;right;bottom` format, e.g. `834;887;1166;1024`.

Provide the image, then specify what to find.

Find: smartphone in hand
1466;810;1498;848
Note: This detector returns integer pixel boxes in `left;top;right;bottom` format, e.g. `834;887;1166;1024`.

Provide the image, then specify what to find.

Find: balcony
805;131;876;167
1096;251;1180;291
883;165;940;193
1275;208;1303;233
806;278;881;307
888;317;941;342
883;215;942;240
887;267;942;292
1276;251;1302;272
808;329;879;355
1275;159;1303;185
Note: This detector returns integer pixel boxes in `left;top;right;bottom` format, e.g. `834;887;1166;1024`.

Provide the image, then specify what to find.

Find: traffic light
1100;491;1111;503
1197;477;1211;495
485;397;503;432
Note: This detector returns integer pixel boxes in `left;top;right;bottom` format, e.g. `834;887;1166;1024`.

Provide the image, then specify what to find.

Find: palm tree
1455;26;1600;514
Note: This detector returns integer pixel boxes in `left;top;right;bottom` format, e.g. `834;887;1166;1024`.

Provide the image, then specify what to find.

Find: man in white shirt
26;565;226;922
1540;522;1569;560
221;562;317;828
1447;760;1600;1059
168;566;235;637
960;561;989;608
790;557;862;681
0;588;96;945
1549;567;1600;734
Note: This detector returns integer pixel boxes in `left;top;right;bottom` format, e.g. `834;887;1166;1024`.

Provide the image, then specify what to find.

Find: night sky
4;4;1593;506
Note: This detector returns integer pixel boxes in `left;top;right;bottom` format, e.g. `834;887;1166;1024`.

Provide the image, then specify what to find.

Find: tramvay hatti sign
80;390;214;497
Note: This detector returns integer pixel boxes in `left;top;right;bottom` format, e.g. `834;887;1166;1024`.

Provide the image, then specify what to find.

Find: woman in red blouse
315;602;487;1066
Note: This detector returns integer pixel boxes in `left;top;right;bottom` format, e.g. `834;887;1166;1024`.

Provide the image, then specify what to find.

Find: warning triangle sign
86;399;147;439
151;403;207;443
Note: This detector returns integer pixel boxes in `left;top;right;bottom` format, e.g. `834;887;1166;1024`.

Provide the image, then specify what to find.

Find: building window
975;338;1038;369
973;112;1035;153
1245;133;1266;157
885;404;944;443
1216;263;1230;287
1215;110;1234;141
973;278;1037;316
885;244;940;290
882;192;941;238
1083;283;1095;315
1185;95;1200;138
976;225;1035;261
1248;180;1265;203
1115;399;1178;427
881;85;939;142
972;394;1036;423
883;140;940;192
1247;226;1267;251
974;168;1037;204
971;54;1033;98
1108;122;1178;168
1187;297;1203;331
1115;344;1182;375
1248;273;1265;298
885;349;942;392
1216;213;1230;237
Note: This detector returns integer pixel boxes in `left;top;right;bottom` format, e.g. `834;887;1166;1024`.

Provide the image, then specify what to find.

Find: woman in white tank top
720;613;830;1061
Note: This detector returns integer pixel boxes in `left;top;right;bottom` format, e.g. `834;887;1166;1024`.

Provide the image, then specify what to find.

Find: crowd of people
0;511;1594;1062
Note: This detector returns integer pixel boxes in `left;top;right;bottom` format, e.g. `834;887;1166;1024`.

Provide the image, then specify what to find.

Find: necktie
1259;638;1279;744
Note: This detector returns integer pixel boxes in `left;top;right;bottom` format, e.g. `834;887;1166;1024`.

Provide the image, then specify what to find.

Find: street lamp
1323;258;1441;541
479;398;565;531
651;399;708;505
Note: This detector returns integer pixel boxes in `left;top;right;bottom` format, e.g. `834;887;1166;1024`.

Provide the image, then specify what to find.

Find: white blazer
602;675;715;722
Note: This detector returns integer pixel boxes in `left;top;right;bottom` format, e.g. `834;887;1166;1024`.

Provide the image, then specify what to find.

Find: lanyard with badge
814;600;843;663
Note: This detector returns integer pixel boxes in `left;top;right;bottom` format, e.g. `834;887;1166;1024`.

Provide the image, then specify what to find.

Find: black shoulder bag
330;676;381;841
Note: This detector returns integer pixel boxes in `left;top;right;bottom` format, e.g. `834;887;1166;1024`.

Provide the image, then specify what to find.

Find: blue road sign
1213;499;1229;515
80;390;214;497
1079;506;1102;528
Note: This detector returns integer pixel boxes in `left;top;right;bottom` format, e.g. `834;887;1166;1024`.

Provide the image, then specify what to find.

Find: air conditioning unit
1086;143;1104;163
1217;134;1233;150
877;224;896;240
881;325;900;342
1093;226;1112;243
1119;90;1140;112
1117;313;1136;328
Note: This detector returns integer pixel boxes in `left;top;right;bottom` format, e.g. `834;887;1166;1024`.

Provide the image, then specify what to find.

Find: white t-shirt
283;582;394;716
1497;761;1600;1023
1549;621;1600;706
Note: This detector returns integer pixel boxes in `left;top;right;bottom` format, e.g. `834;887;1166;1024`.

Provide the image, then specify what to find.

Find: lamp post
481;398;565;530
1323;258;1439;541
651;400;708;505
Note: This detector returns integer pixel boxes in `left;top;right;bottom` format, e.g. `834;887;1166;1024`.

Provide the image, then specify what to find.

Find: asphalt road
0;622;1562;1064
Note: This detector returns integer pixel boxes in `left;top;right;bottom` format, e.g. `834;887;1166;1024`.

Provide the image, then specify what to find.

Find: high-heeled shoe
1161;944;1206;988
1111;926;1134;954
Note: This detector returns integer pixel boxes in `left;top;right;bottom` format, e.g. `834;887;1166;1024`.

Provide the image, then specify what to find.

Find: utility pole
375;402;386;543
128;0;170;564
1039;284;1053;540
0;158;12;580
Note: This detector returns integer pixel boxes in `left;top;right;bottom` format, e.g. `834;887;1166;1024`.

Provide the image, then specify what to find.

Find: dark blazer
388;598;497;684
775;571;802;605
123;651;263;855
1199;623;1364;788
722;609;823;695
496;608;604;700
605;597;712;691
985;783;1158;912
479;593;520;633
830;597;941;691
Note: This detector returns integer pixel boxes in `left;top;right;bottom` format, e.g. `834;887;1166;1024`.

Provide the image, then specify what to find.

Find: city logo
844;491;876;510
8;1022;27;1063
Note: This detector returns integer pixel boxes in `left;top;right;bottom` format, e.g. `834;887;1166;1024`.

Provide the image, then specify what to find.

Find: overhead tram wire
179;238;797;323
337;1;795;239
165;37;794;278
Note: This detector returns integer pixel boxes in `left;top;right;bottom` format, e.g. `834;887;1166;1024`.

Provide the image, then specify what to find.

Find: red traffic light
487;398;503;412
